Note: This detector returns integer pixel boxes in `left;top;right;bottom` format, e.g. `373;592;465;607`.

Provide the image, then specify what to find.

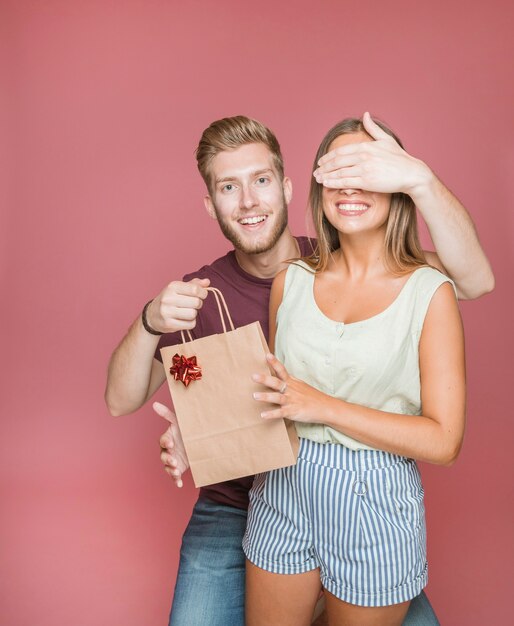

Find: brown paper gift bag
160;287;299;488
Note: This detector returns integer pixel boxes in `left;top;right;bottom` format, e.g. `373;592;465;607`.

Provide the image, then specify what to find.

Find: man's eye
256;177;269;185
222;184;234;192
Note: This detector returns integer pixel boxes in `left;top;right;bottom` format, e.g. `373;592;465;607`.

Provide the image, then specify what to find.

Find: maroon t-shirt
155;236;315;510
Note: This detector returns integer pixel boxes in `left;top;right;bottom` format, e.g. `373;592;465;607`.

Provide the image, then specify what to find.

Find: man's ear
204;195;217;220
283;176;293;206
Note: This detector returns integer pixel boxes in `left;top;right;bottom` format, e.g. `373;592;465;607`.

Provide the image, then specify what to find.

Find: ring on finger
279;382;287;394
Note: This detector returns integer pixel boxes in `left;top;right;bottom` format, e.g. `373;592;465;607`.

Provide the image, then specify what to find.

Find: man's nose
240;185;258;209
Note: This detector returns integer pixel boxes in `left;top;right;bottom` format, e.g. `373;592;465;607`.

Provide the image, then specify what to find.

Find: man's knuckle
163;319;175;331
181;309;195;321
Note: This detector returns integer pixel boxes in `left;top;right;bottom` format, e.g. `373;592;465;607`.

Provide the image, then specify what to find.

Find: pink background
2;1;513;624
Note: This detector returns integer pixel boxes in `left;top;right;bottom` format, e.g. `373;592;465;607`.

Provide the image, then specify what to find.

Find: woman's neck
330;230;388;280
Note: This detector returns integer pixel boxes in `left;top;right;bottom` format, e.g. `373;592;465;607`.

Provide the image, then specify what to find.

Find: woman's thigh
325;590;410;626
245;560;322;626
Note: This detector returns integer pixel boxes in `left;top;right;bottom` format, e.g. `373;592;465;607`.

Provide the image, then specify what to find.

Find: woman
243;116;466;625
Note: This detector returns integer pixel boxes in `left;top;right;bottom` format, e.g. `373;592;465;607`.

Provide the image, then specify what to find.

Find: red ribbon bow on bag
170;354;202;387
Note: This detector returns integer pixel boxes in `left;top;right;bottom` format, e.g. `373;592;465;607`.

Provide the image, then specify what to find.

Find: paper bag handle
180;287;235;344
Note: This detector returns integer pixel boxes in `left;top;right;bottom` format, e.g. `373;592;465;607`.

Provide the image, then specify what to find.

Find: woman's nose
338;187;360;195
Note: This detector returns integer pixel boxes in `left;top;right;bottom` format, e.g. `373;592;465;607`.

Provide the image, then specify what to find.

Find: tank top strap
282;260;316;301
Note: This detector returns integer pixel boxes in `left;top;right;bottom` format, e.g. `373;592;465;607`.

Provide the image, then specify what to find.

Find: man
105;113;493;626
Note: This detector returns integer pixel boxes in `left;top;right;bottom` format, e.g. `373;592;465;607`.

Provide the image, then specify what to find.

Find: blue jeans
168;497;439;625
169;498;247;626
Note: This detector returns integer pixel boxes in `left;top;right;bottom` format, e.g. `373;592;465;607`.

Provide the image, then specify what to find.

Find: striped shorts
242;438;428;607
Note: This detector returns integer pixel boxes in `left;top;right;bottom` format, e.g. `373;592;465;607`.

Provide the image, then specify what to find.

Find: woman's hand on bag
153;402;189;488
252;354;334;424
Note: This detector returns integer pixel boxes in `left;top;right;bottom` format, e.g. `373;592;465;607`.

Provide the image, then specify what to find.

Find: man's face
204;143;292;255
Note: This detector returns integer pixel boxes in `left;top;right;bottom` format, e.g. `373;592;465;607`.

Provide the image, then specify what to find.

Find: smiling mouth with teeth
336;203;369;212
239;215;268;225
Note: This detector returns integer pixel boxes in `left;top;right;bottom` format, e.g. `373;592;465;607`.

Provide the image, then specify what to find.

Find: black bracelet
141;300;163;336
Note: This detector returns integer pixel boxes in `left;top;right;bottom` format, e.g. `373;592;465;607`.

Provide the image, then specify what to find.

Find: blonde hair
196;116;284;193
305;117;426;275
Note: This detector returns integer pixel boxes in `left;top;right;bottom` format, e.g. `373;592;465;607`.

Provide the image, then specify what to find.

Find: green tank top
275;262;455;451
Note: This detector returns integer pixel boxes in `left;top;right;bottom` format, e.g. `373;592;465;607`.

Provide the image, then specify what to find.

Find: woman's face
321;131;392;238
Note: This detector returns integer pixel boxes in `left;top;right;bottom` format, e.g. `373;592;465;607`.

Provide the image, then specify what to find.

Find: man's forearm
411;170;495;299
105;315;164;416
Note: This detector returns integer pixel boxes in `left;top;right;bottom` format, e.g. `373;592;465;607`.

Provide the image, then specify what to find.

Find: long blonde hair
305;117;426;275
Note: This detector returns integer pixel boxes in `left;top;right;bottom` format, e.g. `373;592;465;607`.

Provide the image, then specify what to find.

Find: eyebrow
215;168;274;185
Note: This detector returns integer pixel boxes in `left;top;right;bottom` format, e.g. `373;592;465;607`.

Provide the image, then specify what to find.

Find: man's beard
213;199;289;255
